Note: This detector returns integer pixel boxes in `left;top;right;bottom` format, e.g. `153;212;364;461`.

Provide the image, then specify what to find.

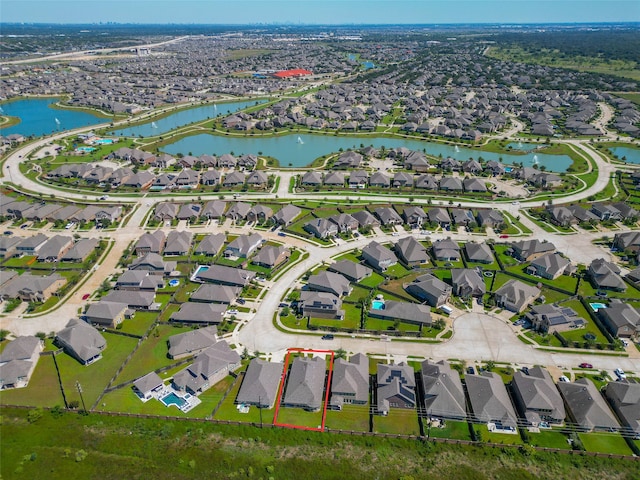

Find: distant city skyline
2;0;639;25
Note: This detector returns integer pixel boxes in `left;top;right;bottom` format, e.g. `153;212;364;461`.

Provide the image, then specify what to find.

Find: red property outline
272;348;335;432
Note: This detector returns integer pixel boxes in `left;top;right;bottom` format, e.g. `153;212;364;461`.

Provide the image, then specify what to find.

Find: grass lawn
309;312;360;331
493;244;520;267
385;263;411;279
275;405;326;429
427;419;472;440
0;355;65;407
373;408;420;435
358;272;385;288
504;264;578;293
57;332;139;408
579;432;634;455
118;311;158;336
476;425;523;445
112;324;187;385
365;316;421;332
578;280;640;300
528;429;571;449
345;285;371;303
333;251;361;264
380;272;422;301
325;404;370;432
213;374;276;425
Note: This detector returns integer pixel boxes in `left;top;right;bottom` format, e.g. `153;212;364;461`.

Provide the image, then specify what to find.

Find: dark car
321;334;334;340
579;363;593;369
277;232;287;237
466;366;475;375
236;298;245;305
20;223;28;229
521;366;529;375
3;230;13;235
82;293;91;300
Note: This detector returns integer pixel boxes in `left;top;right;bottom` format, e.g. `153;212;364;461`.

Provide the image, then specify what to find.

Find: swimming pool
371;300;385;310
76;146;96;152
161;392;187;408
589;302;607;311
93;138;114;145
169;279;180;287
194;265;209;276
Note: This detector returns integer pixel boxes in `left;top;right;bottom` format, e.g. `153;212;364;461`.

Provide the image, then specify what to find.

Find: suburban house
273;204;301;226
154;203;179;221
402;206;428;228
61;238;99;263
0;336;43;390
377;362;416;415
164;231;193;256
196;265;256;287
116;270;164;291
526;304;586;334
361;241;398;271
224;233;264;258
598;301;640;339
527;252;575;280
0;236;21;258
604;381;640;437
247;205;273;223
55;319;106;366
252;245;289;269
102;290;156;310
36;235;74;262
225;202;251;221
169;302;227;325
613;231;640;253
428;207;451;228
201;200;227;219
494;279;540;313
307;271;351;297
85;301;129;328
476;209;504;228
176;203;201;220
236;358;284;409
588;258;627;291
190;284;240;304
304;218;339;239
451;208;476;228
328;260;372;283
451;269;486;298
328;213;359;233
329;353;369;410
557;378;620;432
368;300;432;327
134;231;166;255
299;291;344;320
15;234;48;256
283;356;326;412
420;360;466;420
172;341;241;396
405;273;452;307
374;207;403;226
432;239;460;261
129;252;176;276
464;242;494;264
132;372;164;402
465;372;518;431
167;325;218;359
352;210;380;229
511;367;566;426
394;236;429;267
194;233;225;256
0;271;66;302
510;239;556;262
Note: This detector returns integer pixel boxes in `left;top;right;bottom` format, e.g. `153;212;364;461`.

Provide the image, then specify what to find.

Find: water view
109;99;267;137
162;133;574;170
609;146;640;164
0;98;107;137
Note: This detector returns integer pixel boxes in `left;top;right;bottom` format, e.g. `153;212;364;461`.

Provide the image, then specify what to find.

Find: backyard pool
372;300;385;310
192;265;209;279
589;302;607;311
161;392;187;408
93;138;114;145
169;279;180;287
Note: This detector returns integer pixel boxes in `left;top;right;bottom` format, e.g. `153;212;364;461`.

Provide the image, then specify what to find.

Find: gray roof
558;378;620;431
307;270;351;297
432;238;460;260
369;300;432;325
604;381;640;435
283;356;326;410
130;252;175;274
0;336;41;363
511;239;555;260
170;303;226;324
405;273;452;306
225;233;263;257
202;200;226;218
362;241;398;267
61;238;99;262
352;210;380;228
330;353;369;406
599;301;640;336
512;367;566;424
16;233;48;251
173;341;240;393
394;236;429;264
273;204;302;224
36;235;73;260
194;233;225;255
464;242;494;263
196;264;256;287
530;252;571;278
133;372;164;395
168;325;218;358
377;362;416;413
465;372;518;429
0;272;65;299
56;319;106;364
451;269;486;297
164;230;193;255
420;360;466;419
236;358;284;408
328;260;372;282
85;301;128;324
253;245;288;268
191;284;240;304
494;279;540;312
102;290;155;309
589;258;627;290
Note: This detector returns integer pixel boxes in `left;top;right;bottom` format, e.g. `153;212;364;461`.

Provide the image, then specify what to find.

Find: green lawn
475;425;523;445
0;355;65;407
504;264;578;293
56;332;139;408
275;405;326;429
579;432;634;455
112;324;187;385
213;373;276;425
309;311;360;331
364;316;421;332
427;419;472;440
385;263;411;279
578;279;640;300
493;244;520;267
325;404;370;432
358;272;385;288
374;408;419;435
345;285;371;303
528;429;571;449
118;311;158;336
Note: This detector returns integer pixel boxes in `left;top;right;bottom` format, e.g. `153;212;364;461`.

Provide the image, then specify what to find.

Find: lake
609;146;640;164
162;133;574;170
109;99;266;137
0;98;106;137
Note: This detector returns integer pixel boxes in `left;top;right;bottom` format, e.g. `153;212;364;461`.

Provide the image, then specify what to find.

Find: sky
1;0;639;25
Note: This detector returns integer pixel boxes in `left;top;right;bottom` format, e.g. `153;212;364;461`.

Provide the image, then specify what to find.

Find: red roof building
273;69;313;78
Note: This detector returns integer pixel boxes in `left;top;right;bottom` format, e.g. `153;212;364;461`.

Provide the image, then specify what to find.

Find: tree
484;360;495;372
0;329;9;341
335;348;347;360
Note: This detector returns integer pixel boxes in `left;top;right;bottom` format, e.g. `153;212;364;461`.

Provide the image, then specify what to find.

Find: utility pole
427;409;432;440
76;381;87;413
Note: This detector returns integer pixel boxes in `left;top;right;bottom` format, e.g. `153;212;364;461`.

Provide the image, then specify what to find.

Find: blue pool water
372;300;385;310
76;146;96;152
161;392;187;408
194;265;209;277
169;279;180;287
589;302;607;311
93;138;114;145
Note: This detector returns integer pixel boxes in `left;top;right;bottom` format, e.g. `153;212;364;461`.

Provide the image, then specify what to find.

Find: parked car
82;293;90;300
521;366;529;375
499;234;509;239
614;368;626;379
227;309;239;315
236;298;245;305
20;223;28;229
559;375;570;382
466;366;475;375
321;334;334;340
3;230;12;235
579;363;593;369
277;232;287;237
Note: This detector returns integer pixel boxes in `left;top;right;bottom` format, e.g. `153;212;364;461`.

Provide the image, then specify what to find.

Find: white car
614;368;626;379
558;375;570;383
391;232;400;236
227;309;239;315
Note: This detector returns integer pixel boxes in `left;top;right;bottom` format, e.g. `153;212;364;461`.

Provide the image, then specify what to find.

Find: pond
609;146;640;164
0;98;107;137
161;133;574;170
109;99;267;137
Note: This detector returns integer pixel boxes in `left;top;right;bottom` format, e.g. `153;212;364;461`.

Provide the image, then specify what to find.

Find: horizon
2;21;640;26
